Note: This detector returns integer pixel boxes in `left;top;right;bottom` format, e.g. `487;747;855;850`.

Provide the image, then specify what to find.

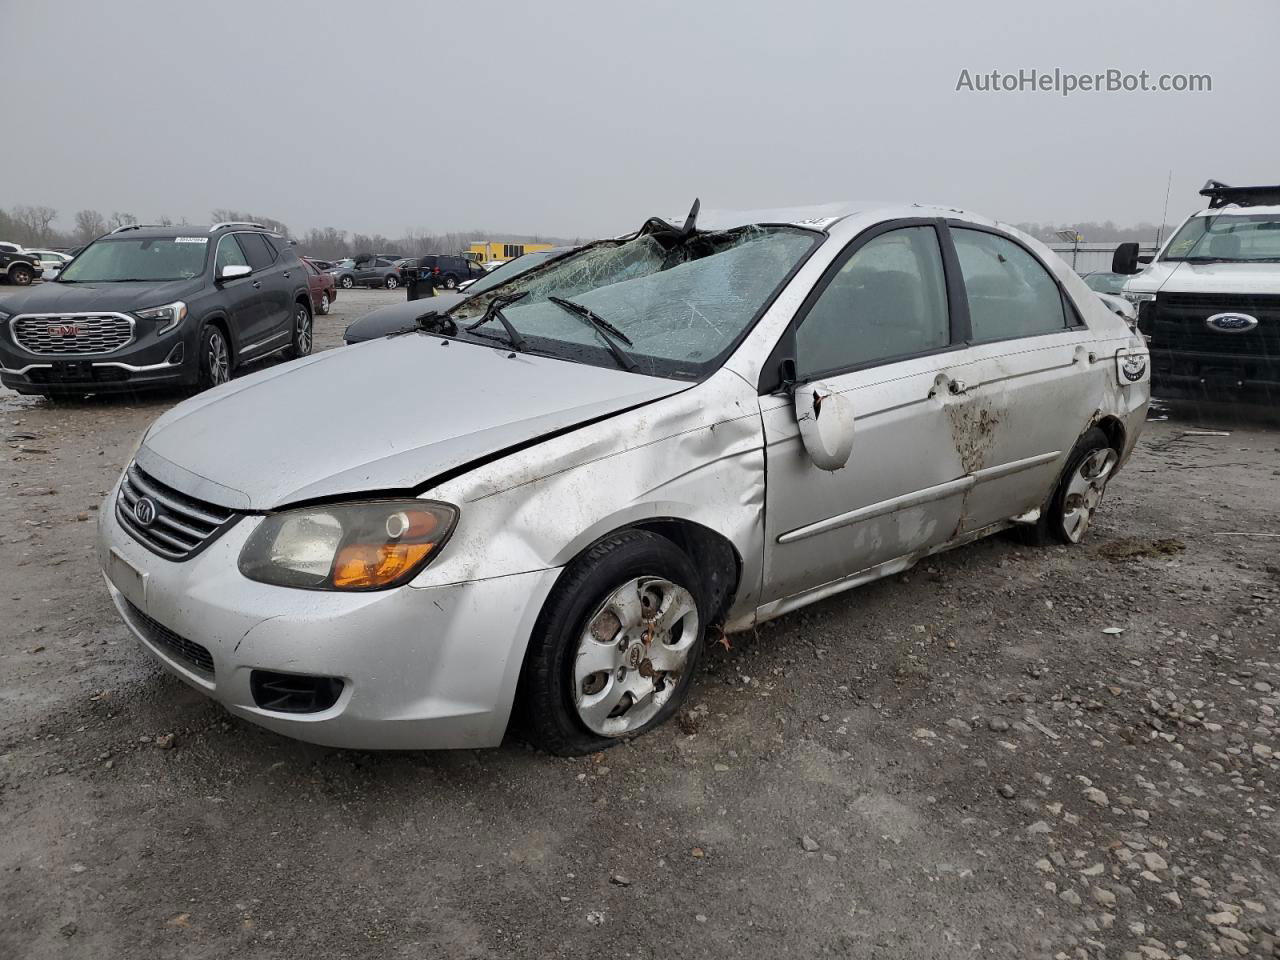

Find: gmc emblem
47;324;82;337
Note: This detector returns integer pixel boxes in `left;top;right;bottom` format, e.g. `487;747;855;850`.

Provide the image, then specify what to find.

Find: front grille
115;461;238;561
125;600;215;676
1153;292;1280;357
12;312;134;355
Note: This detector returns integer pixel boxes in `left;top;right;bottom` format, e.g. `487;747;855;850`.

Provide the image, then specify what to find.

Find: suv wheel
384;275;399;290
8;264;34;286
340;275;354;289
197;325;232;390
286;302;313;359
442;274;458;290
318;293;330;316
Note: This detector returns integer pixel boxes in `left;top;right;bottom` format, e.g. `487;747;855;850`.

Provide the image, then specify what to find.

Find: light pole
1055;229;1083;271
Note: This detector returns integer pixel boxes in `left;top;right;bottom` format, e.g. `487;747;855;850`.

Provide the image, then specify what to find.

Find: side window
215;234;250;273
795;226;950;378
237;233;275;271
951;229;1066;341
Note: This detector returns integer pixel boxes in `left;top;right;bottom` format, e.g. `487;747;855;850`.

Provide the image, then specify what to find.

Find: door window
215;235;250;273
795;226;950;378
237;233;276;271
951;229;1066;341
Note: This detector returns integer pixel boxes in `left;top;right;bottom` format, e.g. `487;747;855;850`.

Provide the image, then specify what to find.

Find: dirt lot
1;285;1278;959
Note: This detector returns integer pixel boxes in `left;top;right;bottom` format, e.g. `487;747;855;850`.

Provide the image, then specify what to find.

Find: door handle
252;281;261;289
948;379;969;395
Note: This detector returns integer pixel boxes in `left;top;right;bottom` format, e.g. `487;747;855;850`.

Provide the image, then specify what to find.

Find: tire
518;529;706;756
285;302;312;359
1018;428;1118;546
196;324;232;390
9;264;34;286
340;275;354;289
318;293;330;316
384;274;399;290
442;274;458;290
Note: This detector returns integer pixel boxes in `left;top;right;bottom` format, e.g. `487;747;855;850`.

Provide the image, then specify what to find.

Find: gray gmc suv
0;222;314;397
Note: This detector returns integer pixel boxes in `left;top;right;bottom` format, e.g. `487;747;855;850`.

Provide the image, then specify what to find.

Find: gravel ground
1;284;1278;959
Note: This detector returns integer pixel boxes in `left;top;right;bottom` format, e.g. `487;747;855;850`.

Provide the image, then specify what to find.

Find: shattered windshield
1162;213;1280;262
449;225;819;378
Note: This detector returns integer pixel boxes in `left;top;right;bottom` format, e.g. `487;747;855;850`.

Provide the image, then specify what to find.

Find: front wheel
340;275;354;289
285;302;312;359
318;293;330;316
518;530;706;756
384;275;399;289
1020;428;1119;545
442;275;458;290
196;325;232;390
9;265;33;286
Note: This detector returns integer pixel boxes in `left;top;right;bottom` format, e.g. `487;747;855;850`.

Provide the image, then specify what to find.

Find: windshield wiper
465;291;529;350
547;296;637;371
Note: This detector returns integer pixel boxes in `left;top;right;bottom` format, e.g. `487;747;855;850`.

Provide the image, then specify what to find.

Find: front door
213;234;269;351
234;232;292;354
759;222;970;613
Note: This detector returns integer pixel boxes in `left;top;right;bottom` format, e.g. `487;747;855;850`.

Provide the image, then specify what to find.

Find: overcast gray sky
2;0;1277;238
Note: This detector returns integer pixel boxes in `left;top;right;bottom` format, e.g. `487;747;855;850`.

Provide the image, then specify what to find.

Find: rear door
940;225;1100;533
759;220;969;612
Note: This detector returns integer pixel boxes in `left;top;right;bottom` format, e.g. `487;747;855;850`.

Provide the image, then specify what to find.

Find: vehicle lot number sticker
175;237;208;244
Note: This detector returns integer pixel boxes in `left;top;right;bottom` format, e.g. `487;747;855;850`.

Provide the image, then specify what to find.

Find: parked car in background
303;258;338;315
401;254;485;290
343;247;577;343
340;255;403;289
329;258;357;288
97;202;1148;755
1080;271;1129;295
1112;179;1280;399
24;249;74;280
0;221;314;397
0;241;42;285
306;258;335;271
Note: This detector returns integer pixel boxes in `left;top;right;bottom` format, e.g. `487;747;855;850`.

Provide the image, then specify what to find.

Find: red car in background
302;258;337;315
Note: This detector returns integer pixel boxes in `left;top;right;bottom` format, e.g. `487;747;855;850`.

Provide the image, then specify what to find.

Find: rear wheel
197;325;231;390
1019;428;1118;546
340;275;354;289
9;264;34;285
318;293;330;315
518;530;706;756
442;274;458;290
285;302;312;359
384;274;399;290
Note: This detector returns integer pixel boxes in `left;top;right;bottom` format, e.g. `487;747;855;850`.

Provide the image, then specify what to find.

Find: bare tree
210;209;291;237
10;205;58;244
108;211;138;230
73;209;108;244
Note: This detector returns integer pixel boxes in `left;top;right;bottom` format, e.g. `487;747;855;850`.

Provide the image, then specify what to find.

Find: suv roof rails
209;221;267;233
1199;179;1280;209
109;223;168;234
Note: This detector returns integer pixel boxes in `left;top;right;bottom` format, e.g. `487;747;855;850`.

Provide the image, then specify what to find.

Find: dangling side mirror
794;380;855;471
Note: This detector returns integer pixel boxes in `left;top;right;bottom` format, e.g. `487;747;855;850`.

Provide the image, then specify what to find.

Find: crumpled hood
135;334;688;510
1126;261;1280;297
0;279;201;315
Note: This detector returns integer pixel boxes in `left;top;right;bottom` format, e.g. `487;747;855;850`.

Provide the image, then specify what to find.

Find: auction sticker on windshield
174;237;209;244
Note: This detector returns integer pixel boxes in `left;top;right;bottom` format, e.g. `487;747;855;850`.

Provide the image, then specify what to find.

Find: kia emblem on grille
48;323;82;336
1205;312;1258;333
133;496;158;527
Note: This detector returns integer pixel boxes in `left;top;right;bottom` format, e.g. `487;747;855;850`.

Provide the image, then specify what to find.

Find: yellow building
466;241;553;264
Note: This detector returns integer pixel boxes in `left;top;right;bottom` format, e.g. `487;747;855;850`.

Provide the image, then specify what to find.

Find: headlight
135;300;188;335
1122;291;1156;304
238;500;458;591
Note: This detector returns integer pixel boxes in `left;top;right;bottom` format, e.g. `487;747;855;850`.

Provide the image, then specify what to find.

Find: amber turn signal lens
332;541;435;589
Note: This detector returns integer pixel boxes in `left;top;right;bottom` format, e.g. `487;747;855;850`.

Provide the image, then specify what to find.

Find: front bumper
1152;348;1280;401
0;321;195;394
97;483;561;749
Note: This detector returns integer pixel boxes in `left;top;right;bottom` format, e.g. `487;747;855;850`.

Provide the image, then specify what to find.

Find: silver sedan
97;202;1150;754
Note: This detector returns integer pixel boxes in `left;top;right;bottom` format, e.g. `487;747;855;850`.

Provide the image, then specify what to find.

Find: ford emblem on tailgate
1205;312;1258;333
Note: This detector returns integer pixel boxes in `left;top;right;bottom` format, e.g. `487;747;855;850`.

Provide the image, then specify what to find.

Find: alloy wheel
319;293;329;315
295;306;312;355
385;276;398;289
207;331;230;385
572;577;699;737
1061;447;1118;542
